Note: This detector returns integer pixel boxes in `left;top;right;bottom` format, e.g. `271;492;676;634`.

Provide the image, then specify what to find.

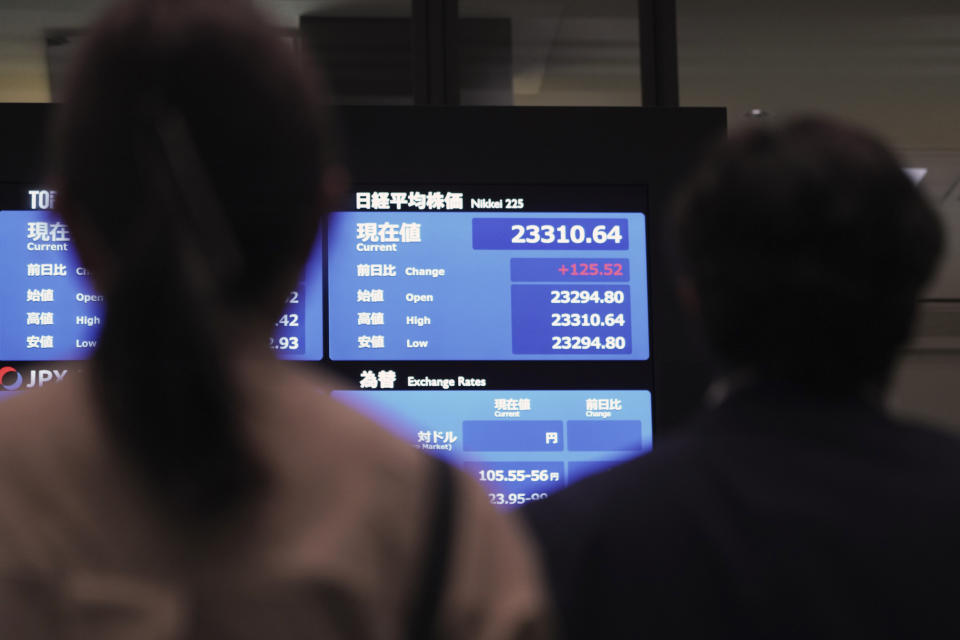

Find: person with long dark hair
0;1;550;638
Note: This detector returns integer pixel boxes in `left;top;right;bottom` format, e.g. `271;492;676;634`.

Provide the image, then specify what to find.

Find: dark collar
696;378;889;438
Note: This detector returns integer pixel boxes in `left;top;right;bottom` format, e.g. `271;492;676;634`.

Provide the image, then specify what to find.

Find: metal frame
413;0;459;105
412;0;680;107
45;3;680;108
639;0;680;107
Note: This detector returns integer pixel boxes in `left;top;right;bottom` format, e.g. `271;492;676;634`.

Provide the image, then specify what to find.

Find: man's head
53;0;339;326
673;117;943;393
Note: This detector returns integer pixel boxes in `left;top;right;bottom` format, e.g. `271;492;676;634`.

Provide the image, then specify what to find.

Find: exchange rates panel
325;185;655;507
332;389;652;506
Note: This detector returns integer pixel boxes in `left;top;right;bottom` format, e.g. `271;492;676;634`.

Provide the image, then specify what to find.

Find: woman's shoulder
0;362;553;639
239;358;430;489
0;373;102;471
242;360;553;639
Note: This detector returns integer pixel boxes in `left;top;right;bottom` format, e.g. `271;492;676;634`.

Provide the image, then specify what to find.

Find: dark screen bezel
0;104;726;433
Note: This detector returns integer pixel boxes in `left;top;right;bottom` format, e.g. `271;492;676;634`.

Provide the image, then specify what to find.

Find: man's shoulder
522;430;709;552
525;394;960;540
701;388;960;470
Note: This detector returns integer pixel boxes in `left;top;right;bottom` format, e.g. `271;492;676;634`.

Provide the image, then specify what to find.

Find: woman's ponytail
94;108;262;518
53;0;330;521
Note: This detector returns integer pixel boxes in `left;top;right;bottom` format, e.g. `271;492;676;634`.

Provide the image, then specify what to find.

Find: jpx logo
0;366;23;391
0;366;67;391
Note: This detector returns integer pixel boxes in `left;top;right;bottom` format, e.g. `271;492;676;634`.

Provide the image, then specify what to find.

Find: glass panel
678;0;960;146
0;0;111;103
288;0;414;105
678;0;960;300
459;0;643;106
0;0;412;104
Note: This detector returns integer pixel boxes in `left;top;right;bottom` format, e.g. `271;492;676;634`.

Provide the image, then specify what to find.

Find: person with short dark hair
0;1;551;638
524;118;960;639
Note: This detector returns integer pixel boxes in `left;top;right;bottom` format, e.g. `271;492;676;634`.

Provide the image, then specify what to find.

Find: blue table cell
510;258;630;282
462;420;564;452
463;461;566;495
0;210;325;361
567;420;647;451
511;284;632;355
473;218;630;250
271;284;306;355
327;211;649;361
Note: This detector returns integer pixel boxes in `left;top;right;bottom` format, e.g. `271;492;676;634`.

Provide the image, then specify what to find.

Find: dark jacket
524;383;960;639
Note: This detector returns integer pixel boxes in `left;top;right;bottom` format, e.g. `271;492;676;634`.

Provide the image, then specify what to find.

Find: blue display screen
0;207;324;361
0;209;96;360
327;211;648;360
1;185;656;503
